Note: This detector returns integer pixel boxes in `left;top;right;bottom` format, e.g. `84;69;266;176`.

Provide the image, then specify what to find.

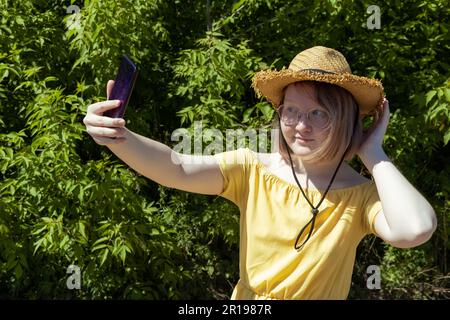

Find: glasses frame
277;104;331;129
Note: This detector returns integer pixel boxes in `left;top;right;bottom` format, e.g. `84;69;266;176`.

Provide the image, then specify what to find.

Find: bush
0;0;448;299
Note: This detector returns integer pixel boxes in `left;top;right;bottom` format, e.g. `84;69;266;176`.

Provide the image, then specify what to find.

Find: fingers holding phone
84;55;137;146
106;80;115;100
83;90;127;146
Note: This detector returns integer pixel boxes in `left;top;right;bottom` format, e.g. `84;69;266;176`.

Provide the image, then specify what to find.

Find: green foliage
379;243;450;299
0;0;448;299
171;32;265;130
420;81;450;145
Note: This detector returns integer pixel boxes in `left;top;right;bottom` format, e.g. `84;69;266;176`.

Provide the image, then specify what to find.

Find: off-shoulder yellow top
213;147;382;300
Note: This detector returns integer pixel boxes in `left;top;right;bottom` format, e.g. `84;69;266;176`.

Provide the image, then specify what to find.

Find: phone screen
104;55;138;119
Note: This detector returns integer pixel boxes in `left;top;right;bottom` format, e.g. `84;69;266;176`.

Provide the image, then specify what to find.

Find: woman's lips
295;136;313;143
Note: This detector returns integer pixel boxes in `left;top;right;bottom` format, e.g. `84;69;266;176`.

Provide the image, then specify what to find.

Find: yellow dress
213;147;382;300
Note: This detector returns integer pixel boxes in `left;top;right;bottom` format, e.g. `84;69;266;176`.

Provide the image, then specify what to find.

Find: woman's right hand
83;80;127;145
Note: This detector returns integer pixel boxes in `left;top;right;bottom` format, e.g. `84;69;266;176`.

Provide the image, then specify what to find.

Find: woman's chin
289;143;315;156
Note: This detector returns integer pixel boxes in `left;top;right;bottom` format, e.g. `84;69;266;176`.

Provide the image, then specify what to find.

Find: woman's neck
277;152;349;181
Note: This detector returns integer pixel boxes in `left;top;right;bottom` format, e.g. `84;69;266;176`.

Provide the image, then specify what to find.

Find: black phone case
104;55;138;119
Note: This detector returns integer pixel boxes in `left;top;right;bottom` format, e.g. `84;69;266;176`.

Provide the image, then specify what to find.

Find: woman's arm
106;128;224;195
106;127;185;187
83;80;224;195
360;147;437;248
358;99;437;248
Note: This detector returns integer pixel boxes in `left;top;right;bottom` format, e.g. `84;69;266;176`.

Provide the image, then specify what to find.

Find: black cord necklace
278;107;359;251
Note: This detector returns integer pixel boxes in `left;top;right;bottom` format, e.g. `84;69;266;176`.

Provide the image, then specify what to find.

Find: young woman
83;46;437;299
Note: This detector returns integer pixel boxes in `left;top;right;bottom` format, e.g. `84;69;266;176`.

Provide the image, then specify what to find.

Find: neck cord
278;107;359;251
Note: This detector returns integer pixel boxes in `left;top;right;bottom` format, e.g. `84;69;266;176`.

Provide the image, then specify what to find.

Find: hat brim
252;69;384;116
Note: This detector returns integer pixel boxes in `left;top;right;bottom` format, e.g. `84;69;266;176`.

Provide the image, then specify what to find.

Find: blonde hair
271;81;365;164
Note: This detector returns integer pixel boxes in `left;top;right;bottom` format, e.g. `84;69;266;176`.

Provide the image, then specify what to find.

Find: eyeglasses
277;104;331;129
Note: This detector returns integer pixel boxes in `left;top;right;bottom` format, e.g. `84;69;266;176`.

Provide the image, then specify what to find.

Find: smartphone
104;55;138;119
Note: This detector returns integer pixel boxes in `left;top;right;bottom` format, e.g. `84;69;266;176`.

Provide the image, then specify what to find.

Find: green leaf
242;107;254;123
444;131;450;146
256;102;274;120
444;88;450;102
92;243;108;251
78;187;84;202
60;235;70;249
425;90;436;106
32;225;48;235
92;236;109;247
119;246;127;264
100;248;109;266
44;76;58;83
78;222;87;241
33;238;45;255
232;0;246;13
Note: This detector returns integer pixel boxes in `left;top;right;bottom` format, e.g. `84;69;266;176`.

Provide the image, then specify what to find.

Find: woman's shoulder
246;149;276;166
337;173;372;188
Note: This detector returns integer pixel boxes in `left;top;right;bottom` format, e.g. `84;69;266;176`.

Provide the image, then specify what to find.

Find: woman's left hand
357;97;390;160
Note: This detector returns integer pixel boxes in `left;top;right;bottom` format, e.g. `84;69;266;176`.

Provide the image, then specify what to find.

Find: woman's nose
295;116;313;131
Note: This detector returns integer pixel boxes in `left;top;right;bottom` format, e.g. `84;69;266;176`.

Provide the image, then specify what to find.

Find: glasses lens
309;109;330;128
279;105;330;128
280;105;297;125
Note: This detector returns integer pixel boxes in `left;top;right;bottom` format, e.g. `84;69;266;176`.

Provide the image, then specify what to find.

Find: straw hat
252;46;384;116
